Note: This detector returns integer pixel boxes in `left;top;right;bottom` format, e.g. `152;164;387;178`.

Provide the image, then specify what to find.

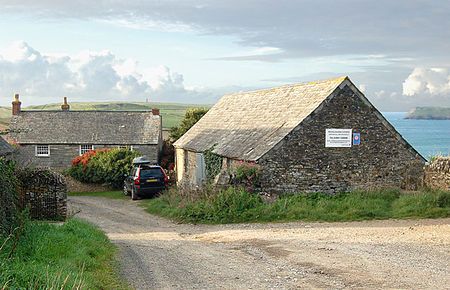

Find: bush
69;148;140;188
234;161;263;192
143;186;264;223
0;158;19;234
160;140;175;171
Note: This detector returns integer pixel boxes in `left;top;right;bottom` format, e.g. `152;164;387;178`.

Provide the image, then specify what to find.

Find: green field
0;106;10;119
0;102;210;129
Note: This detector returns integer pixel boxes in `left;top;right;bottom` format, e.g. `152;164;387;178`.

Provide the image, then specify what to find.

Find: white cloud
359;84;366;92
251;47;281;55
0;42;213;105
374;90;385;99
403;67;450;96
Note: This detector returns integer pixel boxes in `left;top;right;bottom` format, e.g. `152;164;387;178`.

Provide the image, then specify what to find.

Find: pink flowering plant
178;199;187;209
234;161;263;192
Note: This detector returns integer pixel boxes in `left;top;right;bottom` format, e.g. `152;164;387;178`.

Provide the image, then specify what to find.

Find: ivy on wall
203;145;222;182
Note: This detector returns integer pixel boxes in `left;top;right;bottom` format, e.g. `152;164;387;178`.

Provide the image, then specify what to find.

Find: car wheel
131;187;138;200
123;184;130;196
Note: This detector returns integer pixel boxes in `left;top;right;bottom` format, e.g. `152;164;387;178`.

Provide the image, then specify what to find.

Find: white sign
325;129;352;147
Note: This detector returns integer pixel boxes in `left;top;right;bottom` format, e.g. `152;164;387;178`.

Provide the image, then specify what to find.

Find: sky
0;0;449;111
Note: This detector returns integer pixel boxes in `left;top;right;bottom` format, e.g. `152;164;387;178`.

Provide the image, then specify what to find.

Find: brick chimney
61;97;70;111
12;93;21;115
152;108;160;115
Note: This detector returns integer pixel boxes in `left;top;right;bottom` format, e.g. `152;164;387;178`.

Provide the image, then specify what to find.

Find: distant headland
405;107;450;120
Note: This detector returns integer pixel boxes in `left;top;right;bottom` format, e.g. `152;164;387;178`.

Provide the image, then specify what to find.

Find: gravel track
69;196;450;289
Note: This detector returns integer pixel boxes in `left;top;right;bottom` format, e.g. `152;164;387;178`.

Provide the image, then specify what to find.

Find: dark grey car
123;164;169;200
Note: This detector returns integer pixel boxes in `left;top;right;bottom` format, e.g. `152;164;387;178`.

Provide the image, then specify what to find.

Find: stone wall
14;144;159;169
424;157;450;191
259;84;426;194
17;169;67;220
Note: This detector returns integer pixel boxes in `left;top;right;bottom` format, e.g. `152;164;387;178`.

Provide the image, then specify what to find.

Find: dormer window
35;145;50;157
79;144;94;155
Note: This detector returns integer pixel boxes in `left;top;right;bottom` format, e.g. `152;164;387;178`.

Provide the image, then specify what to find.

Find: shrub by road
141;186;449;224
69;148;140;188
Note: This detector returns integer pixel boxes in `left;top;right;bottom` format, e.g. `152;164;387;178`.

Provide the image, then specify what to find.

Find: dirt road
69;196;450;289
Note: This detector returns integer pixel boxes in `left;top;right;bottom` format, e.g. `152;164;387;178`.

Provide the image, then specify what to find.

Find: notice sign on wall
325;129;352;147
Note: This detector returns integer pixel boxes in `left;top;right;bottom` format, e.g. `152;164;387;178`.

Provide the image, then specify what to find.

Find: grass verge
0;218;127;289
141;187;450;224
68;190;128;199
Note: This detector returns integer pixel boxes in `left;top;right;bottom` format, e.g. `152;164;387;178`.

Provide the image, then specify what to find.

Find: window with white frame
79;144;94;155
35;145;50;157
117;145;133;151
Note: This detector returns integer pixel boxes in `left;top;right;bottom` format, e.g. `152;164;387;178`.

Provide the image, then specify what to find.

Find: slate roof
174;77;348;160
0;136;13;155
8;111;161;145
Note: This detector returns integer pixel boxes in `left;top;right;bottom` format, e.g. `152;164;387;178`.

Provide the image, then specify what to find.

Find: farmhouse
174;77;426;194
8;94;162;169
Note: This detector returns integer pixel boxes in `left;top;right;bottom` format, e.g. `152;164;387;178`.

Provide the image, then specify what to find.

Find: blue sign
353;133;360;145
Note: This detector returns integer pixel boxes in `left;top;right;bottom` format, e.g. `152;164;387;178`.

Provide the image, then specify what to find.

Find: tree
169;107;209;141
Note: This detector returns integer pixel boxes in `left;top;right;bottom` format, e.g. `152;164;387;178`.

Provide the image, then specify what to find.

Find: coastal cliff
406;107;450;120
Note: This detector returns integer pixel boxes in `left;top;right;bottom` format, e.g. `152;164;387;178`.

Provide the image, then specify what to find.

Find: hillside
0;106;10;133
2;102;210;129
406;107;450;120
0;106;10;119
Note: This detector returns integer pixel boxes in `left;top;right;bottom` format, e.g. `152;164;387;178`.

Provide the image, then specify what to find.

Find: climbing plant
203;145;222;182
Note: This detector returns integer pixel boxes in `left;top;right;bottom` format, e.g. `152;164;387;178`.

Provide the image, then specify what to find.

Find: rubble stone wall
18;169;67;220
424;157;450;191
259;85;426;194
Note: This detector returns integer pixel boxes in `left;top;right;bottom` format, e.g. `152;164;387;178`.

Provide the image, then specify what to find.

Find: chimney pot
152;108;160;115
12;93;21;115
61;97;70;111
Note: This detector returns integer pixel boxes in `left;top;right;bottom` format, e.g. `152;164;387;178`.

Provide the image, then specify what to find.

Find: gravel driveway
69;196;450;289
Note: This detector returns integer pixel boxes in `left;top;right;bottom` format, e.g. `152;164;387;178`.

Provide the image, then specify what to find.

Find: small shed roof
174;77;348;160
0;136;13;156
8;111;161;145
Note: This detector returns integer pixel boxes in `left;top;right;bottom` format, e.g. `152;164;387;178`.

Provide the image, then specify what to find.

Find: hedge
69;148;140;188
0;158;19;234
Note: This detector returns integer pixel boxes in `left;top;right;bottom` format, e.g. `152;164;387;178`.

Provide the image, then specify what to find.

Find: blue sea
382;112;450;160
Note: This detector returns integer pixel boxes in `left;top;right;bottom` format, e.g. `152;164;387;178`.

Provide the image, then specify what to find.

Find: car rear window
139;167;164;178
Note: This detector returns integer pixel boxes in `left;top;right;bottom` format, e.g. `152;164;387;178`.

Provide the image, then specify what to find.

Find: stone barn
173;77;426;194
8;95;163;169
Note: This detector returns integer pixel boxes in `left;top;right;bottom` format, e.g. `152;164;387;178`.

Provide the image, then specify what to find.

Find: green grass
68;190;128;199
0;218;128;289
141;187;450;224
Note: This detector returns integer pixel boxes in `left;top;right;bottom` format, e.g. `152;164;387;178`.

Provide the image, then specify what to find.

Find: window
140;167;164;178
35;145;50;157
79;144;94;155
117;145;134;151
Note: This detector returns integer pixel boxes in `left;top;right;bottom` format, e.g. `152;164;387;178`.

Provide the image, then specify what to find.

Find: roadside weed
142;187;449;224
